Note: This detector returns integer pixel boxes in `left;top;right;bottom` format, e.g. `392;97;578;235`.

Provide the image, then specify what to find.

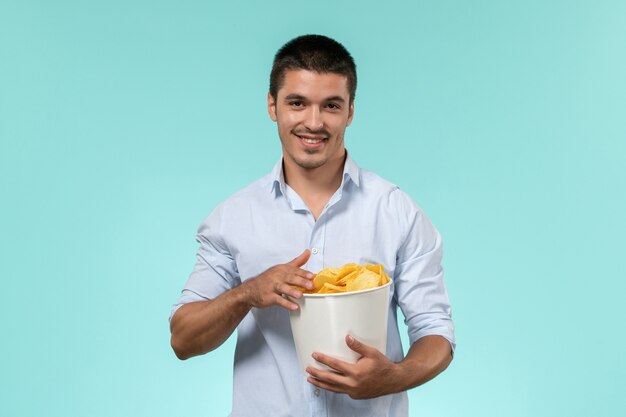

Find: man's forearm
170;251;314;360
169;284;252;360
392;335;453;392
170;249;313;359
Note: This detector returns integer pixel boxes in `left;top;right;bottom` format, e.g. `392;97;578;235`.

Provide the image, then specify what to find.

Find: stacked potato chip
304;263;390;294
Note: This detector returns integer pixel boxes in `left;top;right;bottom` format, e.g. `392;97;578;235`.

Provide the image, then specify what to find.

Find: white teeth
302;138;323;144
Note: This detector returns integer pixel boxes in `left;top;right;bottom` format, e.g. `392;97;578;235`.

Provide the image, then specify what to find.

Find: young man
170;34;455;416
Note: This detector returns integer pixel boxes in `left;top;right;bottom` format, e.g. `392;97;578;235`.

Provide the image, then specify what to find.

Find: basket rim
301;279;392;298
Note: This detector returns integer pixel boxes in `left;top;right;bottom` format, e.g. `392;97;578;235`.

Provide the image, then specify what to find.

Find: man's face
268;69;354;170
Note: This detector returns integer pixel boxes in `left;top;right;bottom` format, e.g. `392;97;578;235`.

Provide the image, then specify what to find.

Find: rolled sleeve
169;205;240;321
392;190;456;352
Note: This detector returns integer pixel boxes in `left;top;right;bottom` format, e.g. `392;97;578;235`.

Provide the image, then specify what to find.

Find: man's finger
312;352;352;374
345;335;376;357
307;377;346;394
277;283;303;299
287;249;311;267
294;269;315;279
306;365;350;387
289;276;314;290
274;294;299;311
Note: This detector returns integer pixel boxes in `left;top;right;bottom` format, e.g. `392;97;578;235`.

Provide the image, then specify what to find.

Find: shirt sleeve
391;189;456;352
169;204;241;322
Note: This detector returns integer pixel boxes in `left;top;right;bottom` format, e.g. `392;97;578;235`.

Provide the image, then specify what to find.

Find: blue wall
1;1;625;415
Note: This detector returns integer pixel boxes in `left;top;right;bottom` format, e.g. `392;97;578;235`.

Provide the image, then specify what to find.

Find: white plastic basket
288;280;391;373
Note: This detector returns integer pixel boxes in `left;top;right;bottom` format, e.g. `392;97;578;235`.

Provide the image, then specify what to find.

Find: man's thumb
346;335;373;356
288;249;311;267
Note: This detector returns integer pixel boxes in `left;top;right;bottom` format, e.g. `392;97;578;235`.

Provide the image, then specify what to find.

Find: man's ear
267;92;277;122
346;102;355;127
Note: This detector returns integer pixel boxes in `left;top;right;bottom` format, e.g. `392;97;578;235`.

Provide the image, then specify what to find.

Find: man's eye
289;101;303;107
326;103;340;109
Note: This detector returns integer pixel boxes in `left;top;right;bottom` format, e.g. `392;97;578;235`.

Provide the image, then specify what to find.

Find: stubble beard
286;148;327;170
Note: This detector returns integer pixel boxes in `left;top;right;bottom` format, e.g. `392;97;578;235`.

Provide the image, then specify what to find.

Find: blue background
1;1;625;416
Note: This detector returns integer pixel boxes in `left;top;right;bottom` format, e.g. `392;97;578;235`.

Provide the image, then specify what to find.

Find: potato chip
302;262;390;294
318;283;347;293
322;267;342;277
345;270;380;292
334;263;359;280
312;272;337;292
336;268;362;285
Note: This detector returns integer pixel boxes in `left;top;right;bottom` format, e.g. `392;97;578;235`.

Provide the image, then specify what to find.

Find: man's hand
306;335;401;399
242;249;314;310
306;334;453;399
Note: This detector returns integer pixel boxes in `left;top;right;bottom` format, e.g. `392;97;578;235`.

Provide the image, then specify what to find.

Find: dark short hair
269;34;357;104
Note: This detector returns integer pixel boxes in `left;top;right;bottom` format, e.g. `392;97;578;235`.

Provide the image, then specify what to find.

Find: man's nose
303;107;324;131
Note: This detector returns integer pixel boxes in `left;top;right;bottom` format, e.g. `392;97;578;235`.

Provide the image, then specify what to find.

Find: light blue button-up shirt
171;154;455;417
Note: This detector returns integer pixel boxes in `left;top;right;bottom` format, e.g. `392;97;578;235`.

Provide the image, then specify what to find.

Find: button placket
309;383;326;417
308;218;326;272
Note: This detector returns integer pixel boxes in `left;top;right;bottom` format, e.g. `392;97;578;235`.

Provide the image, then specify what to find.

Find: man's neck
282;150;346;216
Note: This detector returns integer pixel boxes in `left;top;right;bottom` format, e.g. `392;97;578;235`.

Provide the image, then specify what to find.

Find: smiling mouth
295;134;328;147
300;137;325;144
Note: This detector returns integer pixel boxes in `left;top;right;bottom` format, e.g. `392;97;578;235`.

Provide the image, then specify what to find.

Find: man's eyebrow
324;96;346;103
283;94;347;103
284;94;306;101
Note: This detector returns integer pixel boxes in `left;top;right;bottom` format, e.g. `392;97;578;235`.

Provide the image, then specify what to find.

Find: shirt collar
270;151;361;195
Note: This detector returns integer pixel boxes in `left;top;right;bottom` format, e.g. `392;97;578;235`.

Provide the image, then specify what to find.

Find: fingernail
347;335;354;342
312;353;318;360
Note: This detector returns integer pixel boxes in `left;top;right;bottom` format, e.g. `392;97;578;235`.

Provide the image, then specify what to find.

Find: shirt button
314;389;321;397
311;248;319;255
